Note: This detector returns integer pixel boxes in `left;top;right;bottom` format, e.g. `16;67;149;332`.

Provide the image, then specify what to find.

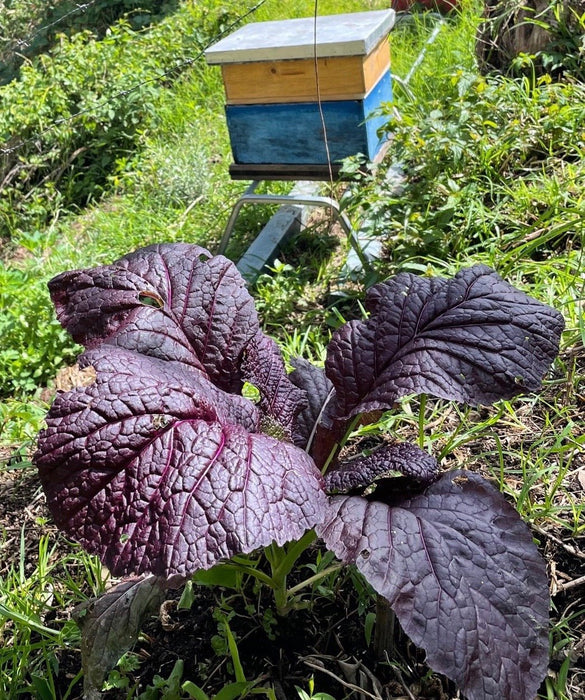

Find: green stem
272;575;288;615
286;563;344;598
271;529;316;581
418;393;427;449
224;562;274;589
265;543;289;614
321;414;362;475
266;530;319;615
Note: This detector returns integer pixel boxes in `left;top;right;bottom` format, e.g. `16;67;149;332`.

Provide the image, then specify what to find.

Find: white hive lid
205;9;396;64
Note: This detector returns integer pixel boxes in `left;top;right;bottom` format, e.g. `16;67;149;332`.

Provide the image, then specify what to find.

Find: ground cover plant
33;242;564;699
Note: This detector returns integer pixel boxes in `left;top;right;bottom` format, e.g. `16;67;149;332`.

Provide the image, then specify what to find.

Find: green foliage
476;0;585;82
0;1;247;238
537;0;585;81
0;526;103;699
0;398;46;447
344;70;585;264
0;1;181;84
0;266;79;397
296;678;336;700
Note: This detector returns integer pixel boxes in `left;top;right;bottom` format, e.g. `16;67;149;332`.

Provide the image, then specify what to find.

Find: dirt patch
0;464;51;577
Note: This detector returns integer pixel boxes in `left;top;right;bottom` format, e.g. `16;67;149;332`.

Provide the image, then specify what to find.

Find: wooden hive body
205;10;396;179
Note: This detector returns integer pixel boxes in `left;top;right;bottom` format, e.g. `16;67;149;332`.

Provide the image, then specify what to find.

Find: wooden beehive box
205;9;395;179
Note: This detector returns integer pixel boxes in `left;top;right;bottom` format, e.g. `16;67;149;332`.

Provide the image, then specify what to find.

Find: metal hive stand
216;179;356;257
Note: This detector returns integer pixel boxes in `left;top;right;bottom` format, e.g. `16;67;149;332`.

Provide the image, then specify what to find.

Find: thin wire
312;0;334;189
11;0;102;51
0;0;267;158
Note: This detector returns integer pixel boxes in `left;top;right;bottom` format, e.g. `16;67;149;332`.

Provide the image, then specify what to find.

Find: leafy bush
0;266;79;396
476;0;585;81
346;71;585;261
0;0;180;85
35;243;564;698
0;1;241;238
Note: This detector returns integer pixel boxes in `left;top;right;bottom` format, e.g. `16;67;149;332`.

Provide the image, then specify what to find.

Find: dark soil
95;563;459;700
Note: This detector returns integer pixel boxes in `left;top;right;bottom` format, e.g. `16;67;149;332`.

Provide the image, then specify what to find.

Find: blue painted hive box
205;10;395;179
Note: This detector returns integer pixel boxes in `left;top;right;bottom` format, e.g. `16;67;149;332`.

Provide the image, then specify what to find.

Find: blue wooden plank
225;70;392;165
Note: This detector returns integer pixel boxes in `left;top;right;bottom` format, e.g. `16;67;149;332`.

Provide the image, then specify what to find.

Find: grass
1;0;584;697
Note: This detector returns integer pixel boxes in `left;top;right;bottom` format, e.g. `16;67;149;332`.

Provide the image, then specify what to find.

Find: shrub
344;70;585;261
0;266;79;396
0;1;241;238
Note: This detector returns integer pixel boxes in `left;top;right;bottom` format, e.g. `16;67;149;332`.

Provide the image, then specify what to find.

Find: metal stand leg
216;180;369;270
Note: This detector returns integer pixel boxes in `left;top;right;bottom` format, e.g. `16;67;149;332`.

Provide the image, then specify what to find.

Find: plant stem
418;393;427;449
265;543;289;615
321;414;362;475
286;563;344;598
373;594;395;661
271;529;316;581
224;562;274;589
266;530;321;615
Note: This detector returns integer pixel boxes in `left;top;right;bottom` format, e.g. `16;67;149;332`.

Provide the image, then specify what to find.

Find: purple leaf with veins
325;265;564;418
35;347;325;578
77;575;166;697
288;357;335;450
318;471;549;700
241;332;307;439
48;243;258;392
325;442;439;492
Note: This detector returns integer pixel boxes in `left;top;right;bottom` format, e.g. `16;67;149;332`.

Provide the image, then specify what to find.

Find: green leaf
29;675;54;700
222;615;246;683
182;681;211;700
178;580;196;610
193;564;240;589
364;611;376;647
213;682;254;700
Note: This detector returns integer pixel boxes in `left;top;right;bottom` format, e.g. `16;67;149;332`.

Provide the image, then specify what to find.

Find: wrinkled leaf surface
326;265;564;418
318;470;549;700
325;442;439;493
241;332;307;438
48;244;258;392
36;347;325;577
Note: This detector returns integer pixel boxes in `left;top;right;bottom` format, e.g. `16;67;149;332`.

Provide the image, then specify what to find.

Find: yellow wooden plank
222;37;389;104
363;39;392;95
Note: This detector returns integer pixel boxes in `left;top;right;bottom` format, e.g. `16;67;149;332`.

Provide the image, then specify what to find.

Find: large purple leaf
241;332;307;439
324;442;439;493
318;470;549;700
35;347;326;578
48;244;259;392
325;265;564;418
288;357;335;450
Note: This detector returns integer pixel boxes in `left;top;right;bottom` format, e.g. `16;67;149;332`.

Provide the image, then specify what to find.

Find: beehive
205;9;395;179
